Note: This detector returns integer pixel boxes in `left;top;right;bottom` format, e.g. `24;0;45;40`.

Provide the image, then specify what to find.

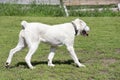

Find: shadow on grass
8;59;74;69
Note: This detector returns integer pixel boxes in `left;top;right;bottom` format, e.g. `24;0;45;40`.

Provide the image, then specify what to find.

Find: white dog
6;18;90;69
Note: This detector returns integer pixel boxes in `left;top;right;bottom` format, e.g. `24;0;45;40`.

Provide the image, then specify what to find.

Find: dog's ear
73;18;81;25
74;18;80;22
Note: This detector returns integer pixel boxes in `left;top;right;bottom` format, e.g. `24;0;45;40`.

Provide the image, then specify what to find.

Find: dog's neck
71;22;78;36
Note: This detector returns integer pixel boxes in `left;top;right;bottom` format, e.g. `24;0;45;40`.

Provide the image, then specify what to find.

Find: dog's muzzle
81;30;88;36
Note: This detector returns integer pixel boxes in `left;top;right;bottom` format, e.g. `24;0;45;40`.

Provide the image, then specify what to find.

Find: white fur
6;18;90;69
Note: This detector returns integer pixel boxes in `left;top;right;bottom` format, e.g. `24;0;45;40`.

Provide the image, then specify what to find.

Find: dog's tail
21;21;27;29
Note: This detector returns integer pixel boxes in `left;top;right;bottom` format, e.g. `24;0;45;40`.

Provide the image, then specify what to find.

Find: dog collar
71;22;78;36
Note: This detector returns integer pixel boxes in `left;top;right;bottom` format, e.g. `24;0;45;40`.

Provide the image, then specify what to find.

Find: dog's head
72;18;90;36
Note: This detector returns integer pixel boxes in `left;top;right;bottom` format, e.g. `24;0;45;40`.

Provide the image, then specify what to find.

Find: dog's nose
86;33;88;36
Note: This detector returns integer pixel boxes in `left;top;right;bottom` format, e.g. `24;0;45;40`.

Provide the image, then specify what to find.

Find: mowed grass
0;16;120;80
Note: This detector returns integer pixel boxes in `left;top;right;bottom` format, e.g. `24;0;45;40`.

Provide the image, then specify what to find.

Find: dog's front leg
66;45;85;67
48;46;56;67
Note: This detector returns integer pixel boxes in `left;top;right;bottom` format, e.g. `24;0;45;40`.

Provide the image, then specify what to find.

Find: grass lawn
0;16;120;80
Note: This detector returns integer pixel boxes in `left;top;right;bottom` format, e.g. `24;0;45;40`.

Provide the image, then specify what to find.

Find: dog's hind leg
25;42;39;69
6;34;26;68
48;46;56;67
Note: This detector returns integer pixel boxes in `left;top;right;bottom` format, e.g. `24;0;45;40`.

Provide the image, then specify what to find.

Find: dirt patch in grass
115;48;120;54
95;50;105;54
99;69;110;75
100;58;117;74
101;58;116;67
85;59;97;66
76;49;89;54
100;69;109;74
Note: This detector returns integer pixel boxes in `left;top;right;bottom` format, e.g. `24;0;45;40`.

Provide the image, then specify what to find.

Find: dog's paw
5;62;10;68
79;64;86;67
77;64;86;68
48;64;55;67
30;66;36;69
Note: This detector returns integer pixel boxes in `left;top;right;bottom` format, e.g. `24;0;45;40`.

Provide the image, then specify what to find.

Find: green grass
0;16;120;80
0;3;65;17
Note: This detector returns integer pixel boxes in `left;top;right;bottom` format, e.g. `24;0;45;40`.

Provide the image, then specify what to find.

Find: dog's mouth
81;30;88;36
